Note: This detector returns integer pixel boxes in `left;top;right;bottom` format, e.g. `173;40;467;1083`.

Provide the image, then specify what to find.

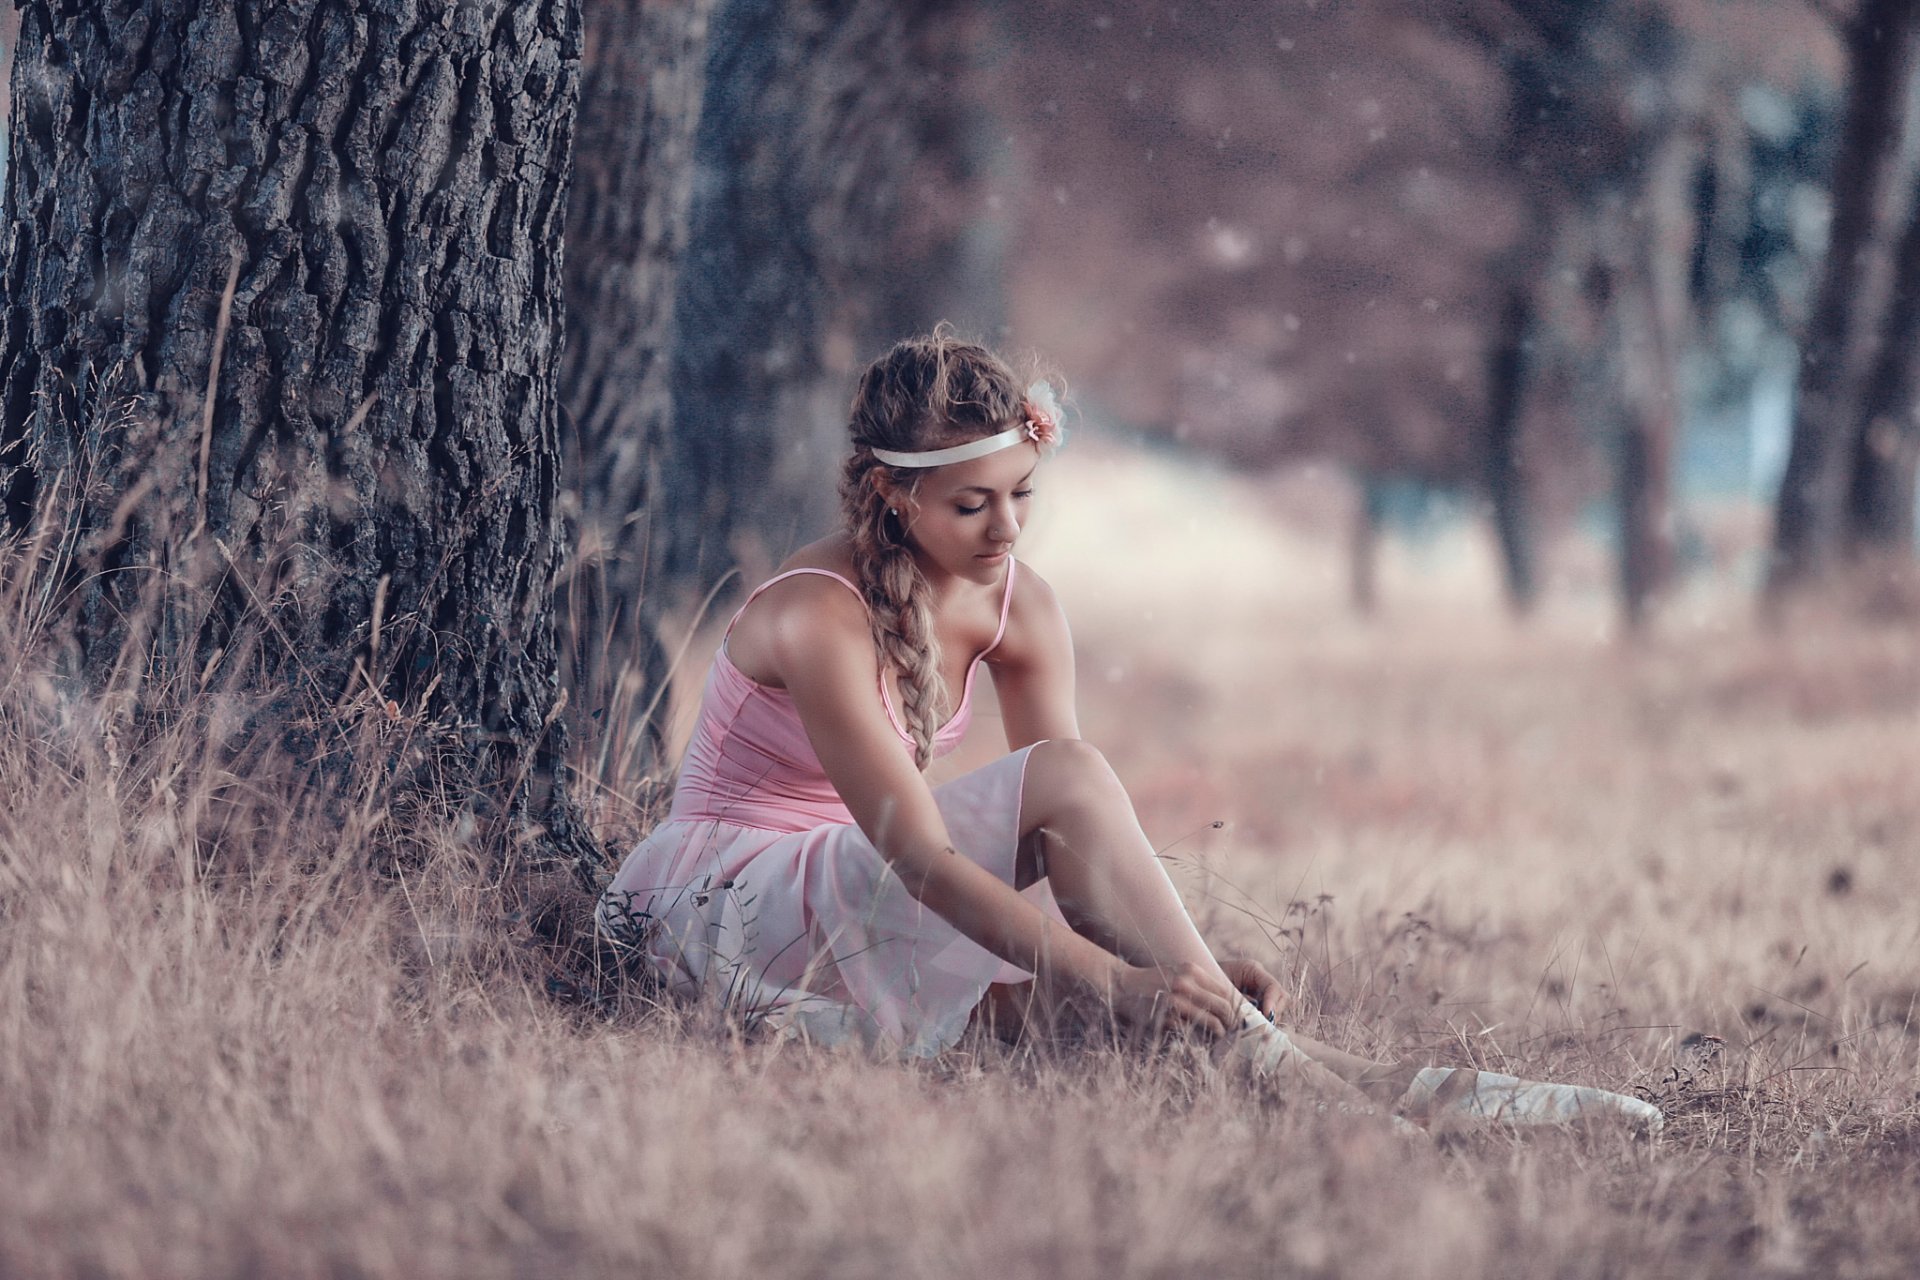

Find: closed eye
956;489;1034;516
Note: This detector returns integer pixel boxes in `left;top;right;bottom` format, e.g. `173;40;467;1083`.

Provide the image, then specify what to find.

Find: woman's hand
1218;956;1289;1022
1106;960;1244;1039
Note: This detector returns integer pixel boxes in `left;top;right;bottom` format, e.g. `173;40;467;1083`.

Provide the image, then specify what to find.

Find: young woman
598;331;1662;1133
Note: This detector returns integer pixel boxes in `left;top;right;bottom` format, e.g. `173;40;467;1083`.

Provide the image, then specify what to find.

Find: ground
3;442;1917;1278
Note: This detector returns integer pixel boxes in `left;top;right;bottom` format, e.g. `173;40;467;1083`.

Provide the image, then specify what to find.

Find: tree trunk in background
559;0;715;779
0;0;586;850
1448;0;1641;619
0;9;18;183
1615;125;1700;633
667;0;973;592
852;2;1002;349
1769;2;1918;595
1612;249;1673;634
1483;271;1540;614
1844;162;1920;562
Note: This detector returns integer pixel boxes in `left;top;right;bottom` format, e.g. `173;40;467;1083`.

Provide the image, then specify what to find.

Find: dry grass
5;442;1920;1278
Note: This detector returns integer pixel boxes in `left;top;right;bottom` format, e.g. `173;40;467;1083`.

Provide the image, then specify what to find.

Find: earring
889;507;897;516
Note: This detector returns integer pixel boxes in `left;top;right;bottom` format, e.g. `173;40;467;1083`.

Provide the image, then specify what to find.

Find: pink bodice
664;564;1016;832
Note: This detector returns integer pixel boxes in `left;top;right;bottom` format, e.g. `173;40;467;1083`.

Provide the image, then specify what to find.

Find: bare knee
1013;736;1128;855
1019;738;1126;835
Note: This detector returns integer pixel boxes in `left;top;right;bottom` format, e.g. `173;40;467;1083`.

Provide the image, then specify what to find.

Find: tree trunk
1769;2;1918;594
1614;126;1699;633
1;0;585;847
1484;269;1540;614
666;0;972;593
559;0;716;778
1844;159;1920;559
850;1;1001;350
1845;395;1920;557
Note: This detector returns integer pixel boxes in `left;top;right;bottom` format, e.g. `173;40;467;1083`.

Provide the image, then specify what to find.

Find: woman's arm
766;582;1118;998
984;567;1263;1031
988;567;1080;749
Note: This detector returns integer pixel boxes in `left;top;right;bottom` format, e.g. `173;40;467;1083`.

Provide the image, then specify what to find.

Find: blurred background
6;13;1920;1271
3;0;1912;739
601;5;1920;1174
559;0;1919;660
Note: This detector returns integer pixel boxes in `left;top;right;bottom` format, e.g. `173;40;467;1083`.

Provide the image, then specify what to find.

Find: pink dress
597;561;1045;1056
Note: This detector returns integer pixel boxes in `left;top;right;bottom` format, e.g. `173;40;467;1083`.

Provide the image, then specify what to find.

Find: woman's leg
1266;1029;1421;1103
1012;740;1393;1095
1014;739;1233;975
1007;743;1663;1130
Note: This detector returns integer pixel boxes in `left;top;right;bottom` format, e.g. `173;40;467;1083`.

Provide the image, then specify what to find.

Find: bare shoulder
725;537;871;688
993;560;1071;668
1008;559;1064;620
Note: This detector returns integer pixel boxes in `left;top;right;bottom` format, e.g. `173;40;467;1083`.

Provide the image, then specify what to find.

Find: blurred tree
551;0;986;788
1846;165;1920;560
1597;159;1693;634
1591;15;1710;632
1004;1;1696;621
850;3;1006;351
0;0;590;860
559;0;717;780
1769;0;1919;595
667;0;979;595
1000;0;1842;623
1439;0;1633;617
1440;1;1717;630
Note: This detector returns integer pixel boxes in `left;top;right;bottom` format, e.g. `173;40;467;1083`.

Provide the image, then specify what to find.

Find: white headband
871;425;1034;468
869;382;1065;469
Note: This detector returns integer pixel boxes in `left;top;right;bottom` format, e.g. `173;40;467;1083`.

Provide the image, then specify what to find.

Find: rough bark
1;0;585;846
1769;2;1918;593
558;0;714;776
666;0;972;592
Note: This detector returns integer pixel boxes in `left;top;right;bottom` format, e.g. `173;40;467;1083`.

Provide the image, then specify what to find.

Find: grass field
4;443;1918;1278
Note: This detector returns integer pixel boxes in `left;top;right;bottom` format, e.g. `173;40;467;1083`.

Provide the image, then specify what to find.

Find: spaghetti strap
981;556;1018;657
722;567;865;640
720;567;910;737
722;558;1017;742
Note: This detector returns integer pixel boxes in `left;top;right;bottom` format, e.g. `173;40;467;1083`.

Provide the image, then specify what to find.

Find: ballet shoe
1224;1005;1423;1137
1222;1002;1316;1076
1397;1066;1664;1135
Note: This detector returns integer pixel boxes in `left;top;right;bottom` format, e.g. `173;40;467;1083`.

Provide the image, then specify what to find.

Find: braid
840;324;1040;771
842;460;944;769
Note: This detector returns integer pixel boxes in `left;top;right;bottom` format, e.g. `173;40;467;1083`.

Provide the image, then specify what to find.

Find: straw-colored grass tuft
4;441;1919;1278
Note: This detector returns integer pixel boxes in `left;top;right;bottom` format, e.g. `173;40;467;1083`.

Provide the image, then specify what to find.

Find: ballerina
597;328;1661;1135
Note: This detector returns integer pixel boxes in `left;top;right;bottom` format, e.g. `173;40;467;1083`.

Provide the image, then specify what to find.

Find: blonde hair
839;327;1033;769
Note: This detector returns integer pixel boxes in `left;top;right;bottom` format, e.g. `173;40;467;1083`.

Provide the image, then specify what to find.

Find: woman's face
890;441;1041;585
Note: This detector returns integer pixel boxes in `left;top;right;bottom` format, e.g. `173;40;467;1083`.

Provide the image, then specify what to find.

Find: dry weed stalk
1;444;1919;1276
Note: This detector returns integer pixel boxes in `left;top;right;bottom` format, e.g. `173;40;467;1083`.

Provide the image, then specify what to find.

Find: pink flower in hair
1022;381;1063;448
